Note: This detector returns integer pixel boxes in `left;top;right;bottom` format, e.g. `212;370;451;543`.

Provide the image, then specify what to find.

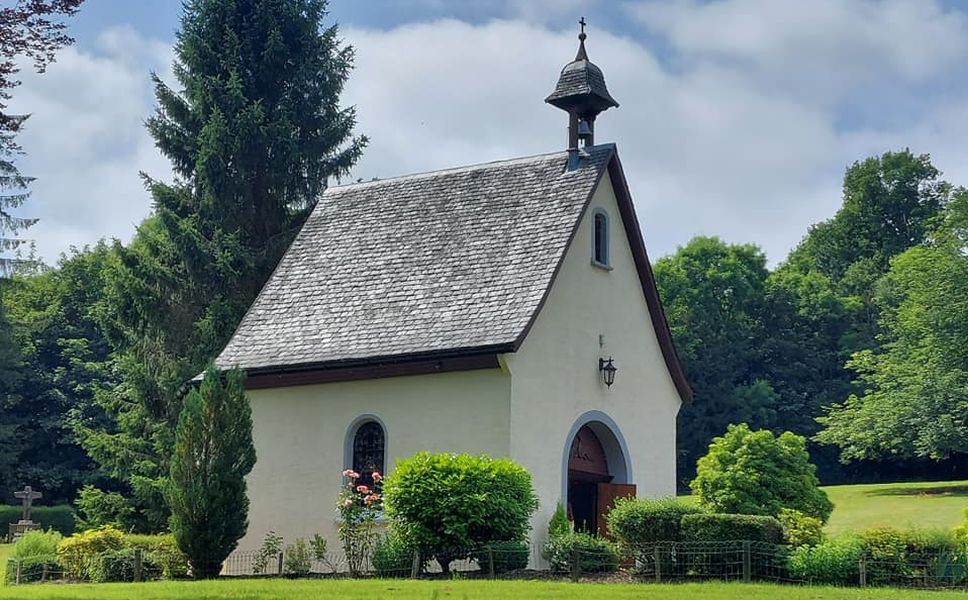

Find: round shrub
471;540;530;574
382;452;538;574
778;509;824;547
56;525;126;580
542;532;619;574
691;423;833;522
680;513;785;544
606;497;702;547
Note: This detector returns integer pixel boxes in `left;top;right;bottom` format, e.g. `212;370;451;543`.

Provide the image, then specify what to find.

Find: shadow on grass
866;484;968;497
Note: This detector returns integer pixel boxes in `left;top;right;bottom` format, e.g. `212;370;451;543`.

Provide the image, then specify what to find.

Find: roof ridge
327;144;615;193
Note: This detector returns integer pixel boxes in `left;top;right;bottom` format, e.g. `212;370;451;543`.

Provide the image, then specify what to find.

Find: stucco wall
504;171;682;550
239;368;511;553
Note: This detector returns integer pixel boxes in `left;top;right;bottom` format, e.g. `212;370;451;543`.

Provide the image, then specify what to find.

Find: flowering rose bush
337;469;383;576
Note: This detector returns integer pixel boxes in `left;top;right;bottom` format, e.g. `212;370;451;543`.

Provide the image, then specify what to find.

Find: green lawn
822;479;968;535
0;579;965;600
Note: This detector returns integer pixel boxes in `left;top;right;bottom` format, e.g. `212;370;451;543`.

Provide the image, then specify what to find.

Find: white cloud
8;26;172;263
10;3;968;266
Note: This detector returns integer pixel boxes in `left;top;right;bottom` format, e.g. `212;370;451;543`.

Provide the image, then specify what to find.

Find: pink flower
363;494;380;505
356;485;370;494
341;498;354;508
371;471;383;483
342;469;360;479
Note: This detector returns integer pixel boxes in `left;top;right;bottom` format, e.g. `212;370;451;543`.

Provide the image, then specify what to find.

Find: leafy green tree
168;366;255;579
382;452;538;574
0;245;114;502
692;423;833;522
653;236;775;483
817;190;968;461
787;150;950;348
79;0;366;529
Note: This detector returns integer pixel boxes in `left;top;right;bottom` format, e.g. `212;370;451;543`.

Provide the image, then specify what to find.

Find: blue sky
12;0;968;265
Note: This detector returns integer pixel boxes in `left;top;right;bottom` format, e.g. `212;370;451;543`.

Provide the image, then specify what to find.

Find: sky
10;0;968;266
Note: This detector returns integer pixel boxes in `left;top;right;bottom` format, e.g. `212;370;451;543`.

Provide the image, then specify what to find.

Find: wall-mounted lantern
599;357;617;388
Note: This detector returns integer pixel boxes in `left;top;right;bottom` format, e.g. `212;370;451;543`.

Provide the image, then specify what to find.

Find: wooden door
596;483;636;537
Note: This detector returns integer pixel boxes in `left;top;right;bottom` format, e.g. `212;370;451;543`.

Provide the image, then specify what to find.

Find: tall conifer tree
78;0;365;530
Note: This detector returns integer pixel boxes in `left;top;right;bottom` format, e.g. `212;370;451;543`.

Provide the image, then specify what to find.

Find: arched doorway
563;414;636;536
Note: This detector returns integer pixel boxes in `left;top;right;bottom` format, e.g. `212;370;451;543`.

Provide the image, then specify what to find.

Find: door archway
562;412;636;536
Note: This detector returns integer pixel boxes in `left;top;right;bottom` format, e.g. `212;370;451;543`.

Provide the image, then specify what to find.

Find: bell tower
545;18;619;152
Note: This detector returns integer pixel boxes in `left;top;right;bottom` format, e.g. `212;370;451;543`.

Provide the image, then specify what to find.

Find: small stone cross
13;485;42;522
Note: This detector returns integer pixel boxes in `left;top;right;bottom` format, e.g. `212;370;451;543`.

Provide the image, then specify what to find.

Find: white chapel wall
240;368;511;553
503;170;682;550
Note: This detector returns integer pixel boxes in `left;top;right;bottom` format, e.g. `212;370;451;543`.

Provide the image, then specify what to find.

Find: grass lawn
823;479;968;535
1;579;966;600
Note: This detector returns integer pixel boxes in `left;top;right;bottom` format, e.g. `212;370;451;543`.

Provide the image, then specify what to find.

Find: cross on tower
13;485;42;522
579;17;586;34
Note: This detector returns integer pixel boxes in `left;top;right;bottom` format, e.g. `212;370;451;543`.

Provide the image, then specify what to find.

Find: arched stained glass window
352;421;385;487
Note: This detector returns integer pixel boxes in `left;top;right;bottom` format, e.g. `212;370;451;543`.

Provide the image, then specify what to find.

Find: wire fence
5;541;968;590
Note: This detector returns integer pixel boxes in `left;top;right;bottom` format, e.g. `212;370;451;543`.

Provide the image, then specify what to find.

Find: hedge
0;504;76;536
606;497;702;547
681;513;785;545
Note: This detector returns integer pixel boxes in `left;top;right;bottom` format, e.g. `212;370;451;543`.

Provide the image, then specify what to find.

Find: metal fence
5;541;968;590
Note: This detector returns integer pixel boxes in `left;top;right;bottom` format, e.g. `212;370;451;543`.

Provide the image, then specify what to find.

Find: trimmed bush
778;509;824;547
56;525;126;580
542;532;619;574
124;533;189;579
606;497;702;547
91;548;162;583
382;452;538;574
681;513;784;544
0;504;75;536
788;536;864;585
372;532;416;578
691;424;833;522
471;540;530;574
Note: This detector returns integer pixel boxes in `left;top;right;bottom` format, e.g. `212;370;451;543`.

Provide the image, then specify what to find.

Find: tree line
0;0;965;530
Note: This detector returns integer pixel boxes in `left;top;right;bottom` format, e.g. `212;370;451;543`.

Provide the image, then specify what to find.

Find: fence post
858;553;867;587
41;561;48;582
570;548;580;583
277;551;284;577
133;548;143;582
410;550;420;579
15;559;21;585
487;545;495;579
742;541;751;582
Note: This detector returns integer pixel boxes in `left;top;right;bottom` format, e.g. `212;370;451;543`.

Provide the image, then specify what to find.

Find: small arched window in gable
352;421;385;487
592;209;610;269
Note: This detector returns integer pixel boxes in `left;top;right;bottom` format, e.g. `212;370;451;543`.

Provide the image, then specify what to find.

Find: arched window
593;209;609;267
352;421;385;487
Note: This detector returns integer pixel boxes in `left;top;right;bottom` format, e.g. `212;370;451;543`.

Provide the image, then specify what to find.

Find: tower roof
545;26;619;115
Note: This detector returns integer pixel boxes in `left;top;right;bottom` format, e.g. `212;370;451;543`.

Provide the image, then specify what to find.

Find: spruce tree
169;366;255;578
78;0;365;529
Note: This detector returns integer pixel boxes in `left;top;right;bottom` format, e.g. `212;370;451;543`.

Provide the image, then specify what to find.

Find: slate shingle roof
214;145;614;372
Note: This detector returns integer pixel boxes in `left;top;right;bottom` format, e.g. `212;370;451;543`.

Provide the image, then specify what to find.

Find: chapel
215;25;691;559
